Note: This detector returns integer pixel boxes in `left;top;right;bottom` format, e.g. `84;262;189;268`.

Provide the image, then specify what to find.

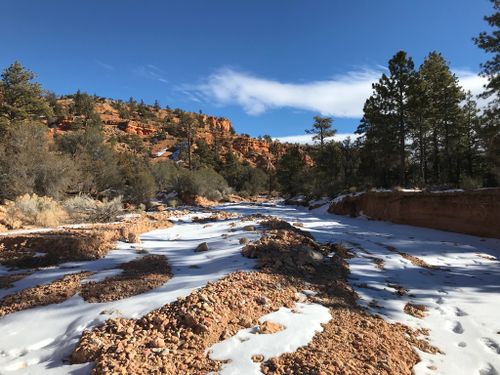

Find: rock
127;233;141;243
256;296;268;305
258;321;284;334
150;338;166;348
195;242;209;252
251;354;265;362
297;246;324;264
243;225;256;232
239;237;249;244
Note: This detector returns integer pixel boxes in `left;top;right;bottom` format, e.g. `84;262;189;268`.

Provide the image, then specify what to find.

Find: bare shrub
64;195;123;223
4;194;66;228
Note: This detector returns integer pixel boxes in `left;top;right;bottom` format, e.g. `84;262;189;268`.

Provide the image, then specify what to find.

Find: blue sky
0;0;494;138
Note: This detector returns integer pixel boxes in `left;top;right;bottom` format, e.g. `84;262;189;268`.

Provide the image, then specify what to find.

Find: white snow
0;213;259;374
155;148;168;157
1;202;499;374
209;302;331;375
217;202;500;375
429;189;465;193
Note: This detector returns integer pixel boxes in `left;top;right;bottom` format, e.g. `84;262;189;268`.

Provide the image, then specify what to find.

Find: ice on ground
209;302;331;375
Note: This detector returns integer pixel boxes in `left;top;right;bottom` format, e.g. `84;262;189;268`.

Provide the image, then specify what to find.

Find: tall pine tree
357;51;416;187
474;0;499;184
419;52;465;184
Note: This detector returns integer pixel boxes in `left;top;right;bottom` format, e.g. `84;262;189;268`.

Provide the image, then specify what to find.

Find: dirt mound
0;213;173;269
192;211;240;223
71;272;300;374
260;218;315;239
328;189;500;238
0;272;92;317
81;255;171;303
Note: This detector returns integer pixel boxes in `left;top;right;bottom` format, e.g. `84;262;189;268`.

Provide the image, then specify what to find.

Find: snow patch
209;302;331;375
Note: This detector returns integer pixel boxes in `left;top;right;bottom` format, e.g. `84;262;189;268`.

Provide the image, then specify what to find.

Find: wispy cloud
95;59;114;71
183;67;489;117
133;64;168;84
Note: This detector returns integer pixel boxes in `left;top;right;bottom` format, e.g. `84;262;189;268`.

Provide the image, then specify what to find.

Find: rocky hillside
51;97;300;170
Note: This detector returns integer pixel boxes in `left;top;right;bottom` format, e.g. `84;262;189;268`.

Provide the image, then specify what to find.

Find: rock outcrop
50;97;305;170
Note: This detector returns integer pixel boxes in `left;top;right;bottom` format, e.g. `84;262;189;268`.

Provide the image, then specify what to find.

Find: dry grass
1;194;67;229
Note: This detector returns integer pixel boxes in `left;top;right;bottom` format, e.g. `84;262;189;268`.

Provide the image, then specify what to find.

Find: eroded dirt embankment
328;189;500;238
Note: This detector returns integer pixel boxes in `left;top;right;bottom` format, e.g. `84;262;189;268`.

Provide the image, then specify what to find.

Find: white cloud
133;64;168;84
185;67;488;118
189;68;380;117
455;69;488;97
95;60;114;71
275;133;359;145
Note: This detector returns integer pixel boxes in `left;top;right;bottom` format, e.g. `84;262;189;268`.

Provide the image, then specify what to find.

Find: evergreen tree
305;116;336;147
474;0;499;184
179;113;197;170
72;90;95;117
313;141;343;195
357;51;416;187
276;146;311;195
153;99;161;111
138;99;154;119
460;92;482;180
127;97;137;115
474;0;500;104
220;152;244;189
419;52;465;184
70;90;101;129
0;61;52;125
407;72;431;185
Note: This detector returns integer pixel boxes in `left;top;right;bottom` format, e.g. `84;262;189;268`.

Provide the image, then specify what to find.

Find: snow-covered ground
0;202;499;374
218;202;500;375
0;213;260;374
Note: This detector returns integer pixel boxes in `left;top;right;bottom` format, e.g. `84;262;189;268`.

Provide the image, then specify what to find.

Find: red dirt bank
328;189;500;239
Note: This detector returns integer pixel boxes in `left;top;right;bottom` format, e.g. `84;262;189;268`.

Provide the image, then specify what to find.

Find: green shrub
174;168;229;200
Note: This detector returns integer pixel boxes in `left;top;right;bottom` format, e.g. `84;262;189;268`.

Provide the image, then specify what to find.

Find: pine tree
127;97;137;115
72;90;95;117
356;51;416;187
305;116;336;147
474;0;500;104
461;92;482;179
474;0;499;184
419;52;465;184
276;146;311;195
0;61;52;124
179;113;197;170
407;72;430;185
